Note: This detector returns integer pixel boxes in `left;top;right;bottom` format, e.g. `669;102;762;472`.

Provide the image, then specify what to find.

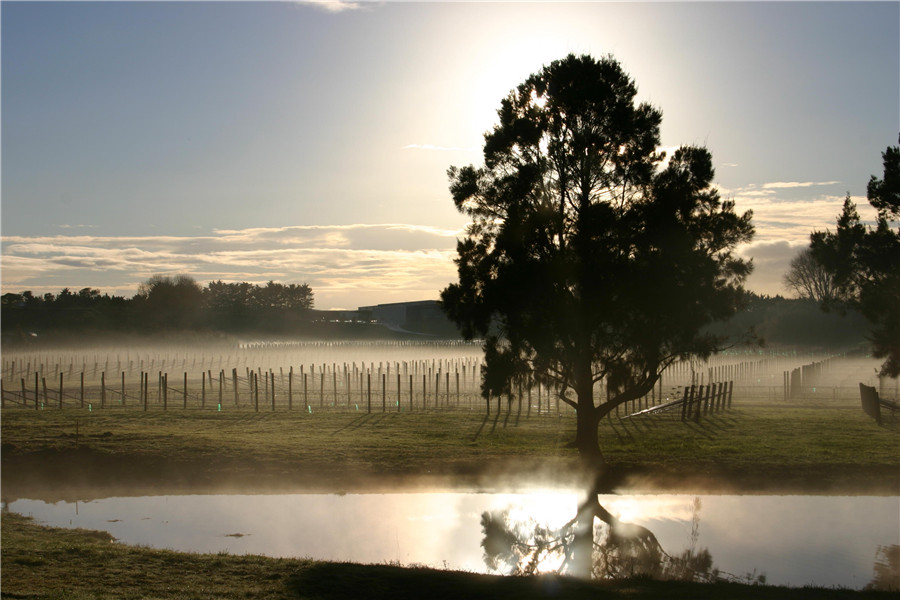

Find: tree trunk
574;370;603;465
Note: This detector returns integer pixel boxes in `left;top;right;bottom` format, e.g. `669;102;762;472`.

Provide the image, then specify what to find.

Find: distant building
357;300;460;337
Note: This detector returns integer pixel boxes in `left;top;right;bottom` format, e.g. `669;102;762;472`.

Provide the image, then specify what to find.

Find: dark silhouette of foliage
1;288;130;336
203;280;314;331
441;54;754;463
1;276;315;337
810;136;900;377
135;274;204;330
782;247;842;303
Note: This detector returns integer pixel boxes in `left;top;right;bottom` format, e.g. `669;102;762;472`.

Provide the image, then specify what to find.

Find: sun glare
462;35;594;140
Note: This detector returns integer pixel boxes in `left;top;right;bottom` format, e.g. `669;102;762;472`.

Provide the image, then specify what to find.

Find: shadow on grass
472;411;502;441
286;562;885;600
329;415;376;434
288;563;601;600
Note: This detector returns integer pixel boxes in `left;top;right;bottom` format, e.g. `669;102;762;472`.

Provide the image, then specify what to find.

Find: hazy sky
2;1;898;310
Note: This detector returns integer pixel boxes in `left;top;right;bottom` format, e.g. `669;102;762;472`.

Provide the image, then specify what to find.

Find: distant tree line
1;275;315;338
0;278;874;350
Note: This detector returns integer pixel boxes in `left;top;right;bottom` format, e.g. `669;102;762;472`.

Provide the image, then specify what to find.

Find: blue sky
2;1;898;309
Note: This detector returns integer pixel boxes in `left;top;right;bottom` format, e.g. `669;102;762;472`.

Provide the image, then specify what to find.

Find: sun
459;27;596;142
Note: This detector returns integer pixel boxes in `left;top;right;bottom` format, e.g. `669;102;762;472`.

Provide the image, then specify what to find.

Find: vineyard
3;341;895;417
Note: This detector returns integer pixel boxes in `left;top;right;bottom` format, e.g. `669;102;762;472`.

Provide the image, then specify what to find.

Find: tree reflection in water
481;487;761;584
866;545;899;591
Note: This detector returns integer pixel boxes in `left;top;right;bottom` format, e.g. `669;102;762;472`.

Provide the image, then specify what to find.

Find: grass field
2;396;898;599
3;396;898;498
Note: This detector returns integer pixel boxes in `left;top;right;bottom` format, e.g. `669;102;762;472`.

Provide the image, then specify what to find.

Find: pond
7;491;898;590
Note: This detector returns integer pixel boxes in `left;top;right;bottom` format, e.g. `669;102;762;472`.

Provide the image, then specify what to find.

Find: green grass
2;399;898;498
3;512;894;600
2;399;898;599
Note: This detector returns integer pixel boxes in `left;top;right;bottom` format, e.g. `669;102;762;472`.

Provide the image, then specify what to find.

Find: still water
8;492;898;589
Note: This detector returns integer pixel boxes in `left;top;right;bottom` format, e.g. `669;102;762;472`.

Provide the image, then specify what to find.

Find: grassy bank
2;512;894;600
2;398;898;499
3;399;897;599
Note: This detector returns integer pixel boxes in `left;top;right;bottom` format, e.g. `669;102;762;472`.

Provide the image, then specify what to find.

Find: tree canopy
441;54;755;463
810;137;900;377
782;247;842;303
2;277;316;337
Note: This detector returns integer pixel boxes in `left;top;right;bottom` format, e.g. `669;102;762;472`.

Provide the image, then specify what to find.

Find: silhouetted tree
811;137;900;377
782;247;842;303
136;274;204;330
202;280;314;331
441;54;754;464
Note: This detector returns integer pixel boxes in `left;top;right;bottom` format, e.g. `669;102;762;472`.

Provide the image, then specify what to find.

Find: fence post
288;367;293;411
681;385;691;421
382;373;386;413
367;372;372;414
303;372;308;410
101;372;106;409
702;384;711;415
183;372;188;409
693;385;702;422
233;368;239;406
81;372;85;408
728;381;734;408
59;372;64;409
409;374;413;411
34;372;39;410
271;371;276;411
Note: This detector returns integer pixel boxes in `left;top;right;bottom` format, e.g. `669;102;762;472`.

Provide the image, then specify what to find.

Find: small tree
810;137;900;377
782;247;842;303
441;54;754;465
137;274;204;330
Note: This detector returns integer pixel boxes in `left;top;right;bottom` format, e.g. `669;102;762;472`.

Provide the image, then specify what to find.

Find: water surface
8;492;898;589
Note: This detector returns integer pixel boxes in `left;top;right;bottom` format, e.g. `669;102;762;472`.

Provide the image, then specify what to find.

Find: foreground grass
3;399;897;598
3;512;893;600
2;398;898;498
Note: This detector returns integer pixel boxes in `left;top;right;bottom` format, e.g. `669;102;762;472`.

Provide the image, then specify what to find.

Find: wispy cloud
1;224;460;309
59;224;98;230
298;0;365;13
719;180;878;296
761;180;841;189
722;184;876;246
